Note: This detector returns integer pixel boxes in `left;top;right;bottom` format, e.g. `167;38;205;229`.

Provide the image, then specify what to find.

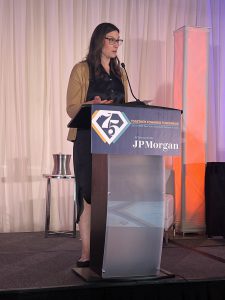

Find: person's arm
67;62;113;120
66;62;88;119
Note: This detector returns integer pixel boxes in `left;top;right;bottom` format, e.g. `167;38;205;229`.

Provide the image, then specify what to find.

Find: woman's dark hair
86;23;122;79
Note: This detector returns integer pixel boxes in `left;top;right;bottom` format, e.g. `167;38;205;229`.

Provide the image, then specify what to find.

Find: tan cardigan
66;61;128;141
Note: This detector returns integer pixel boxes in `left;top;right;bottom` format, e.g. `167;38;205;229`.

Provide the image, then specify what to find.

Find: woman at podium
66;23;128;267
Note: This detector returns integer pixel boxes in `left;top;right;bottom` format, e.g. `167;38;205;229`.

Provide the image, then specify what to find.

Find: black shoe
76;260;90;268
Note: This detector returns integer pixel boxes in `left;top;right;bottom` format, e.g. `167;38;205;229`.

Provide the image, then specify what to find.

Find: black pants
73;129;92;222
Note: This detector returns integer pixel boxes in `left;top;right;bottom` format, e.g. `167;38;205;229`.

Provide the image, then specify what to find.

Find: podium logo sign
92;110;130;145
91;104;181;156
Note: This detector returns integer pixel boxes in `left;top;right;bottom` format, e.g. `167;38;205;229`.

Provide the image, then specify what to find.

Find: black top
86;65;125;104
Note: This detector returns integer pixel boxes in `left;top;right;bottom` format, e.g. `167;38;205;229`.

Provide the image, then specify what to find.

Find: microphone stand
121;63;146;106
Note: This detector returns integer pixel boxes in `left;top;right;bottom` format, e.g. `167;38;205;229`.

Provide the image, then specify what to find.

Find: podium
68;103;181;280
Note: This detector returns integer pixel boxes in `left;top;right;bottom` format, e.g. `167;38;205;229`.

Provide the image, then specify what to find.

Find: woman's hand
85;96;113;105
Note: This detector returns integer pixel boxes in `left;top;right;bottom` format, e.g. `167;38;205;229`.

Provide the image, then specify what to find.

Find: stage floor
0;231;225;299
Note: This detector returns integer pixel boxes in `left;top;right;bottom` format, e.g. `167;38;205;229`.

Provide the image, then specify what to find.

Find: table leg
45;178;51;237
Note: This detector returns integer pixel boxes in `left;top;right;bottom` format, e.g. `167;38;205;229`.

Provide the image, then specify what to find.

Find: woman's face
101;30;120;60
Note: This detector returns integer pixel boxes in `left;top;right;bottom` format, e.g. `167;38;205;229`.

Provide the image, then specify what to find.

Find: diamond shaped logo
92;110;130;145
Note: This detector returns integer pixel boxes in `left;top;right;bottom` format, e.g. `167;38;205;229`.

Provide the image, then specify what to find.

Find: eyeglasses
105;37;123;46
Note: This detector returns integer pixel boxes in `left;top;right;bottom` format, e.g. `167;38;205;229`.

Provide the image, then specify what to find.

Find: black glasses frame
105;37;123;45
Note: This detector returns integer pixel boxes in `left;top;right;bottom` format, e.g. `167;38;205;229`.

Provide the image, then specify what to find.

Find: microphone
121;63;144;104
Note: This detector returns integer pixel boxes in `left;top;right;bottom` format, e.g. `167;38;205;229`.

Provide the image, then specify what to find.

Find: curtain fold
0;0;224;232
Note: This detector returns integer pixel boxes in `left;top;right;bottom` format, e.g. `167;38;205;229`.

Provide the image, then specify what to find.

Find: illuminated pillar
173;26;209;233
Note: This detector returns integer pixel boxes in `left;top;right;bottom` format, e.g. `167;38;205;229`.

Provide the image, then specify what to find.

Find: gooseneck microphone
121;63;142;103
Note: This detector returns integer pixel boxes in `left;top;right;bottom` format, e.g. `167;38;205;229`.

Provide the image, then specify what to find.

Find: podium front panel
99;155;164;278
91;104;181;156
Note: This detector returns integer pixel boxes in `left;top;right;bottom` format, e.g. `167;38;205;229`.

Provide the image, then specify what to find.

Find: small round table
43;174;76;238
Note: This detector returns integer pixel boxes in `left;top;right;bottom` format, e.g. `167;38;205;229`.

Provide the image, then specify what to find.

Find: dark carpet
0;232;225;300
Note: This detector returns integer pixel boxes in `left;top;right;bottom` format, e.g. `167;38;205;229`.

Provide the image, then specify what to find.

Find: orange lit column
173;26;209;233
